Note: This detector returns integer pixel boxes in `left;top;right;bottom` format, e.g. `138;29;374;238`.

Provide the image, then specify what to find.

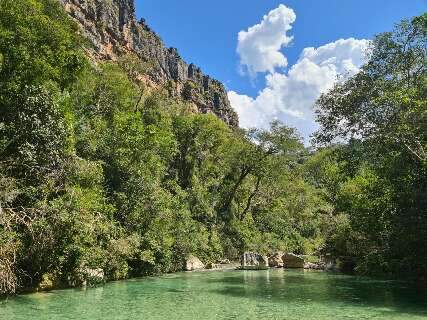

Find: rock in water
282;253;305;268
304;262;324;270
185;255;205;271
268;252;284;267
240;252;269;270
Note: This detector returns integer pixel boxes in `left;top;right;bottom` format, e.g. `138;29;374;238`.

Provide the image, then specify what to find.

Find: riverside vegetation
0;0;426;295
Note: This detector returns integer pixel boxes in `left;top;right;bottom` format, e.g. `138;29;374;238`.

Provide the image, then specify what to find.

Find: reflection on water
1;269;426;320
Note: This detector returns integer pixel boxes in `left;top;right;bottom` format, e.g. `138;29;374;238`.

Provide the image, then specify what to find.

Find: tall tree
314;14;427;278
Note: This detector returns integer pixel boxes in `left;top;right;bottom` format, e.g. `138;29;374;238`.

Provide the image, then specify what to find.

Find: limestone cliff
60;0;238;126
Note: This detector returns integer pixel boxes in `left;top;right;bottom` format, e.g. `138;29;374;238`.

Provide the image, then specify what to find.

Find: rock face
240;252;269;270
185;255;205;271
59;0;238;127
268;252;284;268
282;253;305;268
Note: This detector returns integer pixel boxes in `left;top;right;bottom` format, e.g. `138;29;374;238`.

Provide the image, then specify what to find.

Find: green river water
1;269;426;320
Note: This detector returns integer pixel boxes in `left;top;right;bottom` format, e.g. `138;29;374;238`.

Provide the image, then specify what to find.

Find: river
1;269;426;319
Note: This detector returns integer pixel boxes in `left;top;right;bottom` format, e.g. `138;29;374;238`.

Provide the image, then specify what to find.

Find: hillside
60;0;238;127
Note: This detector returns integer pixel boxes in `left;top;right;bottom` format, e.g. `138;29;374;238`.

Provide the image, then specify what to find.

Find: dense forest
0;0;425;295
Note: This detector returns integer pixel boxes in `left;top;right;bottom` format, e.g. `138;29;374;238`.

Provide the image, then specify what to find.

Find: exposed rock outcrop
268;252;284;268
240;252;268;270
59;0;238;127
185;255;205;271
282;253;305;268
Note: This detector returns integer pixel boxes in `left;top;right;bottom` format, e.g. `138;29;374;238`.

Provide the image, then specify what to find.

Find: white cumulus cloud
230;4;370;143
237;4;296;76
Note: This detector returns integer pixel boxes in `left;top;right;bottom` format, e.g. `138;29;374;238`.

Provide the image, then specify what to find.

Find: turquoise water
1;269;427;319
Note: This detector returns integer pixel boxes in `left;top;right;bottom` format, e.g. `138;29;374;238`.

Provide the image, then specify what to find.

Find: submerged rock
185;255;205;271
282;253;305;268
240;252;268;270
268;252;284;268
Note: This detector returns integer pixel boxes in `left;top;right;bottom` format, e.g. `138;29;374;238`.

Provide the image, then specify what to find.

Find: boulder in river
240;252;268;270
304;262;324;270
268;252;284;267
282;253;305;268
185;255;205;271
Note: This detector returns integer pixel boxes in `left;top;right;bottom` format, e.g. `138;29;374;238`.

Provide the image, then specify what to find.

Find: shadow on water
205;269;427;317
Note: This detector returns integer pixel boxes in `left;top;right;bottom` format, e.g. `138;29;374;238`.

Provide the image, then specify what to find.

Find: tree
314;14;427;164
0;0;85;95
314;14;427;279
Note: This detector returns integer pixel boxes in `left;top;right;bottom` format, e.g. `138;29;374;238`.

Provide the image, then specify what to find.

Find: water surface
1;269;426;319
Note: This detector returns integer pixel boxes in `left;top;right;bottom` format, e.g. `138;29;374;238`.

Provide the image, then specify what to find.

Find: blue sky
135;1;426;142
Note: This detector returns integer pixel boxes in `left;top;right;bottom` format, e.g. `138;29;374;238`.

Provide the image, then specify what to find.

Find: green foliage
1;0;424;297
314;14;427;279
0;0;85;94
314;14;427;164
3;86;67;174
